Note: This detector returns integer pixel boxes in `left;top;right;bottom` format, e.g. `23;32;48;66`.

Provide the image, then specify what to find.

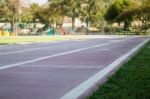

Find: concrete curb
60;38;150;99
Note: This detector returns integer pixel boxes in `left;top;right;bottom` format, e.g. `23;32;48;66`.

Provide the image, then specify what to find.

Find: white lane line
0;40;93;55
100;48;111;51
0;36;134;50
0;47;52;56
60;38;150;99
0;37;139;70
0;42;113;70
0;35;133;49
0;41;71;55
0;39;126;56
24;65;104;69
0;41;67;49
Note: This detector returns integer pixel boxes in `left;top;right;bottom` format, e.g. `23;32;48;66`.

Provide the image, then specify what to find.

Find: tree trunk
59;16;65;29
72;8;75;31
86;20;89;28
11;16;15;34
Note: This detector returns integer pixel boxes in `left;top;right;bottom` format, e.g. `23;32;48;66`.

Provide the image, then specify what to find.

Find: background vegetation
0;0;150;35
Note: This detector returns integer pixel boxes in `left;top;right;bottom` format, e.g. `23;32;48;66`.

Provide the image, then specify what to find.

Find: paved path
0;36;148;99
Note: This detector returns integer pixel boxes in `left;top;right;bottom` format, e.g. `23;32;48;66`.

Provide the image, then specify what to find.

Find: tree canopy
114;0;150;33
104;0;132;22
0;0;150;35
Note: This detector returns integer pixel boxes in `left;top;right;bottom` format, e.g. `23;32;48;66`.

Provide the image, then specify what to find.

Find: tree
32;0;68;29
137;2;150;34
116;0;150;34
8;0;20;31
104;0;134;32
48;0;68;28
0;0;21;33
105;0;132;22
80;0;105;27
0;1;7;21
47;0;82;30
65;0;82;30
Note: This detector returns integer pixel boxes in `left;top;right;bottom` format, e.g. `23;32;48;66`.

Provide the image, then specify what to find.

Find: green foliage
0;0;20;29
33;0;71;28
65;0;82;30
21;8;34;23
48;0;68;28
0;0;113;30
105;0;132;21
115;0;150;33
46;0;108;29
80;0;106;27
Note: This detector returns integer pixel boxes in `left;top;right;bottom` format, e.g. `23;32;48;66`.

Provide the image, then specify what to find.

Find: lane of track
0;39;112;67
0;36;148;99
0;36;136;57
0;36;131;67
0;36;128;52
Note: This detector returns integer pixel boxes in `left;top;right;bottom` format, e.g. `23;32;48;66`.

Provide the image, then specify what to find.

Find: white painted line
0;37;138;69
0;39;103;55
0;42;113;70
25;65;104;69
0;41;68;55
100;48;111;51
0;37;130;55
0;36;135;50
60;38;150;99
0;41;67;49
0;47;52;56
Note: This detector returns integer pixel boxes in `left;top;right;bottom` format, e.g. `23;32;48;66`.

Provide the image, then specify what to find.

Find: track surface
0;36;148;99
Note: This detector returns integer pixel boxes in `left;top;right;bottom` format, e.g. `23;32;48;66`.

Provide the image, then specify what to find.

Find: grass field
87;41;150;99
0;35;97;45
0;36;67;44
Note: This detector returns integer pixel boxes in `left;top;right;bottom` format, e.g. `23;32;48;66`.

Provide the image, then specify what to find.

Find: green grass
0;36;66;44
87;41;150;99
0;35;93;45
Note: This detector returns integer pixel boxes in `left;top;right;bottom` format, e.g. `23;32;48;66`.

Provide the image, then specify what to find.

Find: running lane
0;36;148;99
